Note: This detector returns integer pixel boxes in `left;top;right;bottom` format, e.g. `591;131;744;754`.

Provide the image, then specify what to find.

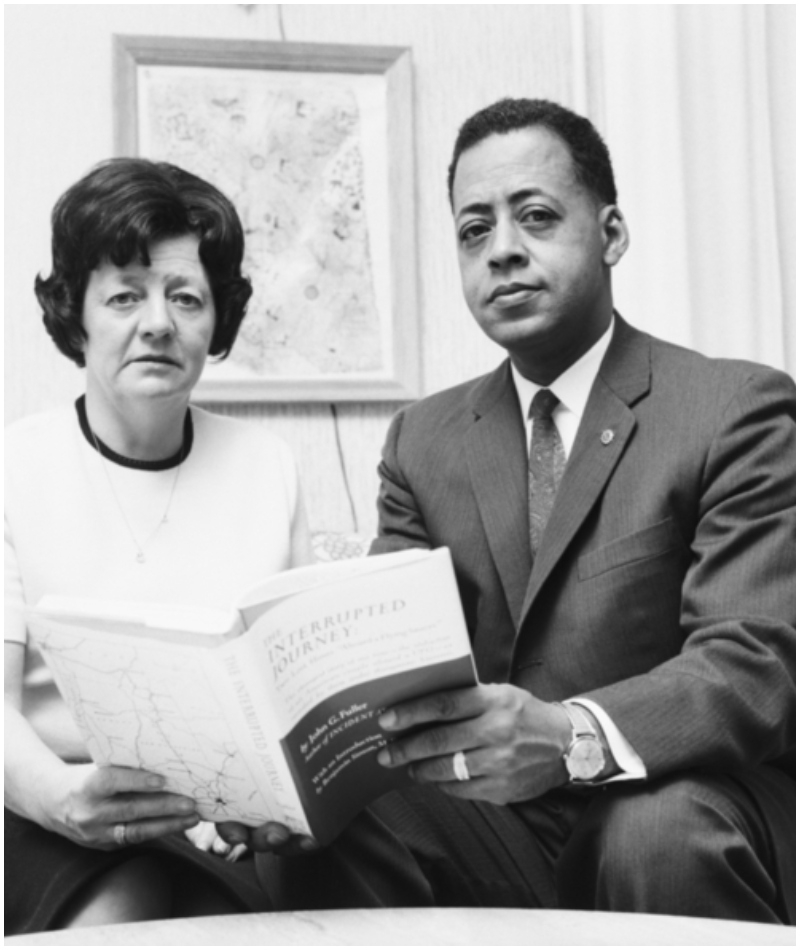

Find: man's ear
599;205;629;267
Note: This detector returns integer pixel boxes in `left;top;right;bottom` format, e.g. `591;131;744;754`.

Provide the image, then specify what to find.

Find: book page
27;618;286;826
242;548;473;730
31;597;242;644
236;548;431;628
207;639;311;835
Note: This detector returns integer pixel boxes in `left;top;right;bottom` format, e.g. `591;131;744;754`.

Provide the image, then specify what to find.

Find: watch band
561;701;597;740
558;701;606;785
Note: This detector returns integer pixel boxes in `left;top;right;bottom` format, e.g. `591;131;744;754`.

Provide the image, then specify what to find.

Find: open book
26;548;476;845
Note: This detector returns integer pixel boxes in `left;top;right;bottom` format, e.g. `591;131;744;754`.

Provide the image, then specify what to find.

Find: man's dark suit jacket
372;315;794;816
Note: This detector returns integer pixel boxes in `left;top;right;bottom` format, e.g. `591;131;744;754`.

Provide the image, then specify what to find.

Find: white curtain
577;5;795;376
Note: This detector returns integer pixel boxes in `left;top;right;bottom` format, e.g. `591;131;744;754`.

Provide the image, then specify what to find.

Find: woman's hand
41;762;199;850
5;646;197;850
216;820;319;857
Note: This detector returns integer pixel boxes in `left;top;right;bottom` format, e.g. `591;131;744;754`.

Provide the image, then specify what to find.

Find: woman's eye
107;292;138;307
171;293;203;309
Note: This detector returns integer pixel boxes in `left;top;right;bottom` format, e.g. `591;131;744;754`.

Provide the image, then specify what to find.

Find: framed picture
114;35;419;402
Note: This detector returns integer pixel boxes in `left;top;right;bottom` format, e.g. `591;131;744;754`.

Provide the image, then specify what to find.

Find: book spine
209;639;310;835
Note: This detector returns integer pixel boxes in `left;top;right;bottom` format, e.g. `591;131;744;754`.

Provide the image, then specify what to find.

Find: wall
587;5;795;374
5;5;794;537
4;4;575;536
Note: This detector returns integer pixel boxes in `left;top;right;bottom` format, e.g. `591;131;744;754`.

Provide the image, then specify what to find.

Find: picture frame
114;35;419;403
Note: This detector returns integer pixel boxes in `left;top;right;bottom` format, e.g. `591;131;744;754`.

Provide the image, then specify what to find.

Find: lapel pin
600;429;614;445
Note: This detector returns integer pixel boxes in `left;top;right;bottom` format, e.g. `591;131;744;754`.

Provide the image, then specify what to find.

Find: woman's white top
5;403;312;760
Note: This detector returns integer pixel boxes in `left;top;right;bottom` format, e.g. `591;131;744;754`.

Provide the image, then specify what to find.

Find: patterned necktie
528;389;566;558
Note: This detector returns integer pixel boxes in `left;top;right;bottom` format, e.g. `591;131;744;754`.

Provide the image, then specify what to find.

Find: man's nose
489;219;529;270
138;297;175;337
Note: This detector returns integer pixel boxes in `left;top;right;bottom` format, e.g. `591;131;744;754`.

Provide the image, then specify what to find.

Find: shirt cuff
569;698;647;783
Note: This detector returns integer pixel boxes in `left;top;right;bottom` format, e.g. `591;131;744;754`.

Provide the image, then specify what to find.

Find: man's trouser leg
256;784;561;910
557;768;795;924
257;768;793;923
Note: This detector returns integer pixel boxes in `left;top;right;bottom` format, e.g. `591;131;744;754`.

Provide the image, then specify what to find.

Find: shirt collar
510;316;615;422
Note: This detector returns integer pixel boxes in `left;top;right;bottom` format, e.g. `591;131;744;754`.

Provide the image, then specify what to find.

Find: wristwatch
558;701;606;785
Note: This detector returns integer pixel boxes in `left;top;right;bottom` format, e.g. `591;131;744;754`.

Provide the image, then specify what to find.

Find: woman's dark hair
447;98;617;208
35;158;253;366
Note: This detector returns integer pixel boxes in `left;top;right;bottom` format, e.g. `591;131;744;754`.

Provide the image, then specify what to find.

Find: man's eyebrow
455;188;554;218
508;187;552;204
455;200;493;219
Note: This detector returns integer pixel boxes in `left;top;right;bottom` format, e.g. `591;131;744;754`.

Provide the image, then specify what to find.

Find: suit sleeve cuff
569;698;647;783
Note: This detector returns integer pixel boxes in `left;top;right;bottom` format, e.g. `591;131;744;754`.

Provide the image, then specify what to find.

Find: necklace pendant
90;424;182;566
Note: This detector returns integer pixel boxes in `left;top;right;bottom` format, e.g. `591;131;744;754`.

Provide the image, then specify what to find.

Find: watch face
567;736;605;782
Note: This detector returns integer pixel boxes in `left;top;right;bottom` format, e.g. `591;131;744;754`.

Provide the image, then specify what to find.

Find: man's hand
185;821;249;862
216;821;319;856
376;684;573;804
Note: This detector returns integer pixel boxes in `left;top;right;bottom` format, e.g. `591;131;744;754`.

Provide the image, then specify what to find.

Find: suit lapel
519;317;653;625
465;363;532;629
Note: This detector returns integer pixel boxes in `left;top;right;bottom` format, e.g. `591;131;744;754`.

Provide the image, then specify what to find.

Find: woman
5;159;313;933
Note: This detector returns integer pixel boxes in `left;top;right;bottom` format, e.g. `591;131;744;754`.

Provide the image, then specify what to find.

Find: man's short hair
447;98;617;208
35;158;252;367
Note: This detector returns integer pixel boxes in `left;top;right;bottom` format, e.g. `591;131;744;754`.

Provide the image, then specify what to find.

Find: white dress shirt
510;317;646;783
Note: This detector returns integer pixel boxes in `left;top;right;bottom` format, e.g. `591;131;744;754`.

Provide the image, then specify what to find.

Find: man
243;99;795;922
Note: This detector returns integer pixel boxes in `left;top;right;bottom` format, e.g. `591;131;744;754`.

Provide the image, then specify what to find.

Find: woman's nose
138;298;175;337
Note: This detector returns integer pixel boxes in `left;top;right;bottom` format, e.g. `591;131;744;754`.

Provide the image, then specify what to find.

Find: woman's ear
600;205;629;267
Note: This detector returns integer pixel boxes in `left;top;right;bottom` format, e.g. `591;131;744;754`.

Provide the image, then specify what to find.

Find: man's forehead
452;127;578;214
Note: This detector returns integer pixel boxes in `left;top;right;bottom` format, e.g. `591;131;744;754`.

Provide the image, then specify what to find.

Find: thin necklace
89;426;183;565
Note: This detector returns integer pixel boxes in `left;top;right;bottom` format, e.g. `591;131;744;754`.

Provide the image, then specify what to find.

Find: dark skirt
4;809;270;936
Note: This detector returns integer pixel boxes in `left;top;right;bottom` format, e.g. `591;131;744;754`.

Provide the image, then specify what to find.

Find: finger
216;821;251;848
249;823;319;855
89;767;169;797
108;792;198;824
217;821;319;855
268;836;320;857
407;749;483;785
378;720;483;769
118;814;199;846
216;821;291;852
378;687;485;732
